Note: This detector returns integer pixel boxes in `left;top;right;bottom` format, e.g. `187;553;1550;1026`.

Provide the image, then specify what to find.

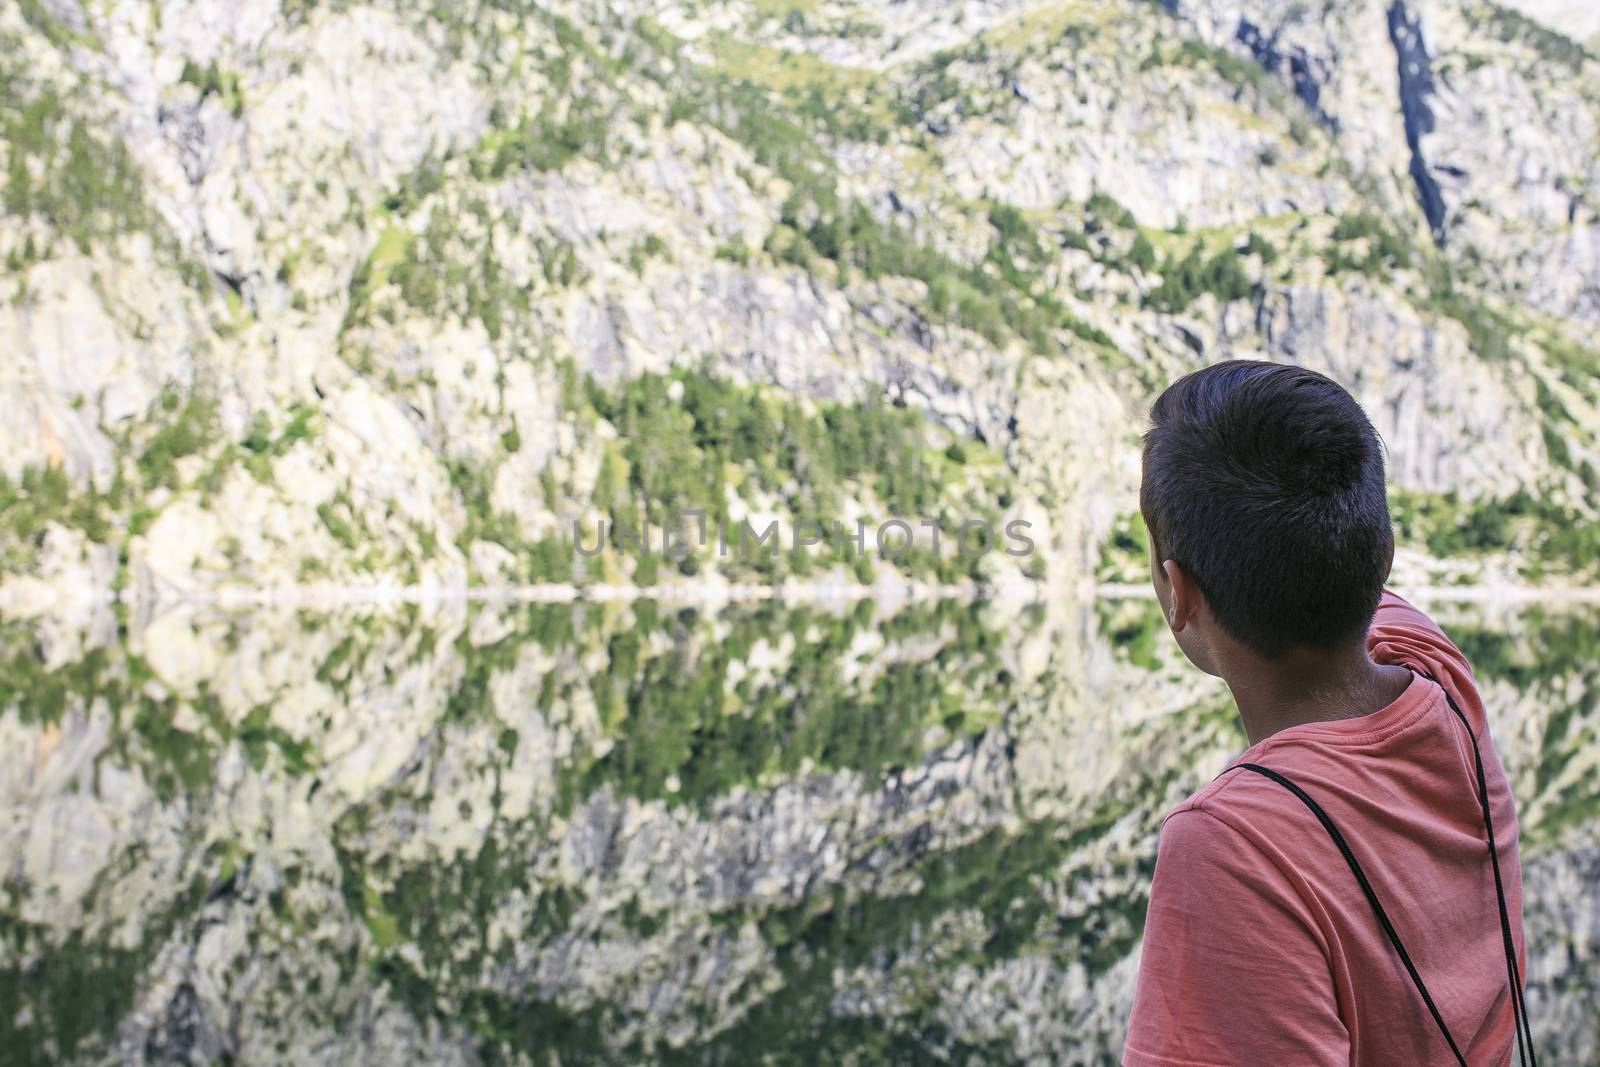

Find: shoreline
1095;582;1600;604
0;576;1021;615
5;576;1600;616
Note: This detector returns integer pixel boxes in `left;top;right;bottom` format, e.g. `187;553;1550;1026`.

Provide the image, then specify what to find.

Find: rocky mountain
2;0;1600;609
3;1;1600;1064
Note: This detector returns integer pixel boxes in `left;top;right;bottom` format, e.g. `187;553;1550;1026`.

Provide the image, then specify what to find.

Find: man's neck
1223;642;1414;746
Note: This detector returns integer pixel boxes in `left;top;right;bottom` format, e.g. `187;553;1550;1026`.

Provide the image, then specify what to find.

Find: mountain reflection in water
1;595;1595;1065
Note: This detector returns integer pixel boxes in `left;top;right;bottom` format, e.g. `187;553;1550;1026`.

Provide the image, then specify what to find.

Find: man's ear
1160;559;1201;632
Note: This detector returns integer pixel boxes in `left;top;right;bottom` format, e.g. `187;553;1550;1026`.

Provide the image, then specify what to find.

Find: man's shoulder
1369;588;1479;689
1160;763;1315;854
1147;779;1318;902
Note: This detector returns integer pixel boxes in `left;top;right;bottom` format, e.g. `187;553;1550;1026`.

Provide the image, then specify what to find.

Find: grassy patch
1;74;149;254
1322;211;1413;276
1145;240;1253;313
1391;487;1600;578
1464;2;1593;71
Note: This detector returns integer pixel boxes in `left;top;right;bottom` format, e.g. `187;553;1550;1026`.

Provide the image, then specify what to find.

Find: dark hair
1140;360;1392;657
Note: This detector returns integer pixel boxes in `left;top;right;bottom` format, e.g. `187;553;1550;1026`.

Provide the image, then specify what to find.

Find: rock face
2;0;1598;603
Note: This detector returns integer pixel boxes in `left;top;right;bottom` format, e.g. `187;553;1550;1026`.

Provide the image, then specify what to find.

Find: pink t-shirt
1123;590;1527;1066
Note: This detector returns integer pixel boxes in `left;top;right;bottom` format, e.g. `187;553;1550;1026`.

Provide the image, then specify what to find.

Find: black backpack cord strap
1214;666;1541;1067
1413;669;1537;1067
1222;761;1470;1067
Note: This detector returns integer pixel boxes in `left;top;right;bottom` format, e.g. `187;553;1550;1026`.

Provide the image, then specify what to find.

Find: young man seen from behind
1123;361;1534;1067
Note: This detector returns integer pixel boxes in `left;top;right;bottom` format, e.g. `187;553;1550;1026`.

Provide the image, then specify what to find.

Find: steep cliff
2;0;1598;609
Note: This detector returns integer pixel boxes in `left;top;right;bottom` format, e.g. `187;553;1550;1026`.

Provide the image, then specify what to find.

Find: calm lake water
1;595;1596;1065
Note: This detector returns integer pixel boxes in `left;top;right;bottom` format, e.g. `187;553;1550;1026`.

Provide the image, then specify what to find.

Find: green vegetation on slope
665;70;1114;356
1;65;149;258
1391;487;1600;579
455;365;1011;586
